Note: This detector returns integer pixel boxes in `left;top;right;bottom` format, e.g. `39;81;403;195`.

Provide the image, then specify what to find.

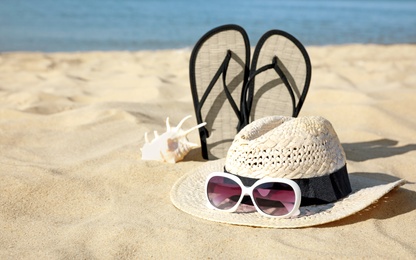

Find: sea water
0;0;415;52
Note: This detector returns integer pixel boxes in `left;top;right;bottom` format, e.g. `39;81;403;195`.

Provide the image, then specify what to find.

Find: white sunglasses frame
205;172;301;218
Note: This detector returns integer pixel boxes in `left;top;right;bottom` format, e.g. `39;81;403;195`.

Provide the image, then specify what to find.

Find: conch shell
141;115;206;163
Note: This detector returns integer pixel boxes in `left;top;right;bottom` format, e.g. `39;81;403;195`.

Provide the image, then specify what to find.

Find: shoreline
1;42;415;54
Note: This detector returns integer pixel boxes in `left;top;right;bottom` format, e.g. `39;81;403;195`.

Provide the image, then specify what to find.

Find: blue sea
0;0;415;52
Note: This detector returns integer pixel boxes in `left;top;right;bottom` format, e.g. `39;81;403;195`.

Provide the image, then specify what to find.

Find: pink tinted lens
252;182;296;216
207;176;242;210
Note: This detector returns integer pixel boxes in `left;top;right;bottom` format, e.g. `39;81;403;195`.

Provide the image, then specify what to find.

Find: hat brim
170;159;405;228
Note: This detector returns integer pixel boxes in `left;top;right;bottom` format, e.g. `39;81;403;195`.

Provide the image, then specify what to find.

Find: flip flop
190;24;250;160
241;30;311;125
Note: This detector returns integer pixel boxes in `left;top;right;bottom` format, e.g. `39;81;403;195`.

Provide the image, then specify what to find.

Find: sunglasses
205;172;301;218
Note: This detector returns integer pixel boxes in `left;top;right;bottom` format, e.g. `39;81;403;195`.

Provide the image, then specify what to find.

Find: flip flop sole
247;30;311;121
190;24;250;160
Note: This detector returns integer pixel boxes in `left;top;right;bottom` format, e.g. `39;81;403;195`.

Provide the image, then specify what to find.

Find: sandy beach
0;44;415;258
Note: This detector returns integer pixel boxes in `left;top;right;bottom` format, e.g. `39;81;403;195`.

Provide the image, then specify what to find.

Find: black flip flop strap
241;62;273;127
242;56;297;127
221;52;243;123
271;56;296;114
197;50;243;137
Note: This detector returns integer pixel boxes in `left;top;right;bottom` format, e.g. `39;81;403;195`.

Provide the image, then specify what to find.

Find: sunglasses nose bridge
240;184;254;197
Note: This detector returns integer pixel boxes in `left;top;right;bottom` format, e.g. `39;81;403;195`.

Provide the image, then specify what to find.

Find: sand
0;44;415;259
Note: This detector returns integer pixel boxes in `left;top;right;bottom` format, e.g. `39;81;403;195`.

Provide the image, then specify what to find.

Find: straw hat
170;116;405;228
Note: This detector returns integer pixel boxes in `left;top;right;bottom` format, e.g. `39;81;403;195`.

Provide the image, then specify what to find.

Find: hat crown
224;116;346;179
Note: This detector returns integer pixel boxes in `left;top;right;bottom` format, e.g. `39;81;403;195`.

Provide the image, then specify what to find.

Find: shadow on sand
343;138;416;162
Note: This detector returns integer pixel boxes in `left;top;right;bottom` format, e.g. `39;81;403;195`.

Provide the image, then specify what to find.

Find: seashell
141;115;206;163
